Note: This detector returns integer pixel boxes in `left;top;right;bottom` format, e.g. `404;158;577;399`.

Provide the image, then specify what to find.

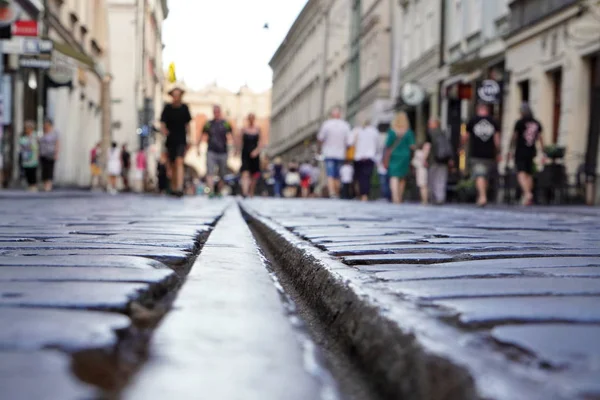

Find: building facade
439;0;510;161
107;0;167;152
503;0;600;193
0;0;112;187
269;0;328;160
395;0;443;141
346;0;394;129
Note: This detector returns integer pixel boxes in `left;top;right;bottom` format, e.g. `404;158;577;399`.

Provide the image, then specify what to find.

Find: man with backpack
425;118;454;205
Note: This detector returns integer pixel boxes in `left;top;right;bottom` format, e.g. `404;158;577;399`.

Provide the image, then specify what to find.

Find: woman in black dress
238;113;264;197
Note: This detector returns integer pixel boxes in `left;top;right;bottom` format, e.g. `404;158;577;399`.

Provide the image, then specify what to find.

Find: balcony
508;0;579;35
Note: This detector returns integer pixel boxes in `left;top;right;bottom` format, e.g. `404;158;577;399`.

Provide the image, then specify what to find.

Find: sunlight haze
162;0;308;92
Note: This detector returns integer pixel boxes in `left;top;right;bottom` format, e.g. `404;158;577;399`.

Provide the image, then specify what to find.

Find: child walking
340;160;354;200
412;143;429;204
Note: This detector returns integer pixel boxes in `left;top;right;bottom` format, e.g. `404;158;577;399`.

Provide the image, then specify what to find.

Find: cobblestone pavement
242;199;600;400
0;192;337;399
0;192;228;398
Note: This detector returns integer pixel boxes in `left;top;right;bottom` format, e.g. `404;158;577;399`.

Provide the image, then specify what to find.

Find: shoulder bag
383;134;404;170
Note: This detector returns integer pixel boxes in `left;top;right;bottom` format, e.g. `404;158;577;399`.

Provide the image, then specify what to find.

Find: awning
51;40;95;69
449;53;503;76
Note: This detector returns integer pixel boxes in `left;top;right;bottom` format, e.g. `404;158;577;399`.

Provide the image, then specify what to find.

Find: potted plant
544;145;566;161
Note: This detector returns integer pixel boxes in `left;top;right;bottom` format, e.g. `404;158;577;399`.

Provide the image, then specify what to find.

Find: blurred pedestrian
121;144;131;192
508;103;544;206
412;143;429;204
202;105;233;198
299;160;313;198
157;151;168;194
310;160;320;197
317;107;351;198
353;120;379;201
385;111;415;204
90;142;102;190
425;118;453;205
134;148;147;192
107;141;121;195
464;103;500;207
20;121;39;192
238;113;264;198
161;86;192;197
376;133;390;201
272;157;285;197
340;160;354;200
39;118;59;192
284;160;300;198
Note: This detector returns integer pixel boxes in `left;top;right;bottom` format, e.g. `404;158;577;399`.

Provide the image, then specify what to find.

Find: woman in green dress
385;111;415;203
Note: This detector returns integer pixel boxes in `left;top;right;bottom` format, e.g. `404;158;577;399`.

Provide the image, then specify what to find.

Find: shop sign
477;79;502;103
12;20;37;36
19;56;51;69
1;37;52;54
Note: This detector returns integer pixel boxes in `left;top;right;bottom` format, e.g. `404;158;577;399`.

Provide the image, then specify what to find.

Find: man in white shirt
317;107;351;198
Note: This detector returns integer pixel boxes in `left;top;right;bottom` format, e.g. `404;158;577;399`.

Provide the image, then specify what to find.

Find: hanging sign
476;79;502;103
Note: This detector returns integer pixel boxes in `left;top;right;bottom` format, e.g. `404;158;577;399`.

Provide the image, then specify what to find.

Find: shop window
518;80;530;103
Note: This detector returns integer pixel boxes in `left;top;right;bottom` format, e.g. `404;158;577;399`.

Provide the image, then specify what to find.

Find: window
425;9;434;50
453;0;462;43
468;0;482;35
415;1;422;59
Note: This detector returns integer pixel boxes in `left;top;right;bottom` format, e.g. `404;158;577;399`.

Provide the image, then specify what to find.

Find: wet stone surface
0;193;228;399
125;207;334;400
0;351;99;399
244;199;600;399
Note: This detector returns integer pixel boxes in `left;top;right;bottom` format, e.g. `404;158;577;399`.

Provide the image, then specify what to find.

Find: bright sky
162;0;308;93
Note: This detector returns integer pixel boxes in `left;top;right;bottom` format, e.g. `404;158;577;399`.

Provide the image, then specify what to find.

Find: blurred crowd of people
63;85;544;206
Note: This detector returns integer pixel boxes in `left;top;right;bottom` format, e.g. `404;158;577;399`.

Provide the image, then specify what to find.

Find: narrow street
0;192;599;399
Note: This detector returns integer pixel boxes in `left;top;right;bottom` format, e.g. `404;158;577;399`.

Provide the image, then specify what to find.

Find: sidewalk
242;199;600;400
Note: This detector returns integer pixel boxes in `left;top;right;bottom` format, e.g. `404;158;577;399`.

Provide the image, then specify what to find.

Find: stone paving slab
0;281;151;310
243;199;600;400
0;193;230;398
0;351;98;399
435;296;600;324
0;255;169;269
125;207;336;400
0;308;130;351
0;266;176;283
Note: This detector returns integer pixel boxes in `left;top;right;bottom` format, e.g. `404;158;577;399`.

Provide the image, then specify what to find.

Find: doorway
550;69;562;144
518;80;530;103
584;54;600;192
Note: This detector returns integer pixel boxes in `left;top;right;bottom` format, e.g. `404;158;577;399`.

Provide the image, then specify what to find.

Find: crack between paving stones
244;209;382;400
65;214;224;399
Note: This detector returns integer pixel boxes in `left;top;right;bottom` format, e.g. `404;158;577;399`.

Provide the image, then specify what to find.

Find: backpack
432;130;453;163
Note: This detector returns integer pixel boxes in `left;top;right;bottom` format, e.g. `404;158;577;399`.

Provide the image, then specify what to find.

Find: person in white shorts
412;143;428;204
107;142;122;195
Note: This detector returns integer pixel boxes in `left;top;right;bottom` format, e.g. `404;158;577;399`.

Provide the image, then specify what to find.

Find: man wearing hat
160;86;192;197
